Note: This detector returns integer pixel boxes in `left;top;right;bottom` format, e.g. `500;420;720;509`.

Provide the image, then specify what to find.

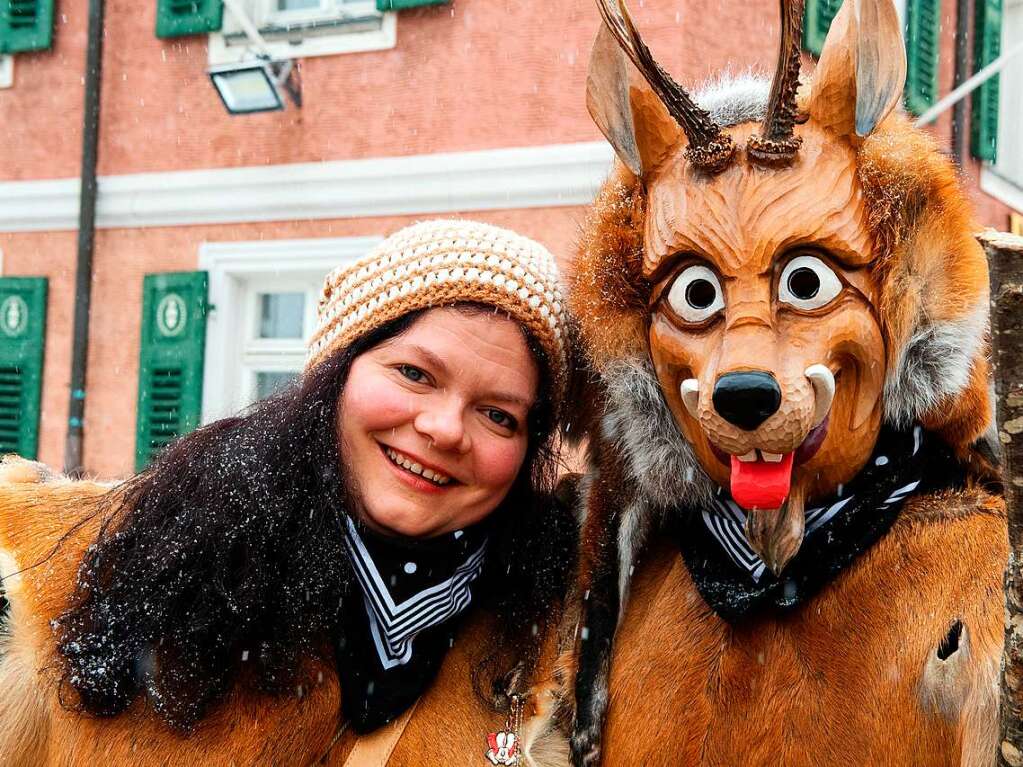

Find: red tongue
729;452;795;511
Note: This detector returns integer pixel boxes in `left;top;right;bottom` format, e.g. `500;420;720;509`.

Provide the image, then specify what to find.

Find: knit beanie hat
307;219;569;407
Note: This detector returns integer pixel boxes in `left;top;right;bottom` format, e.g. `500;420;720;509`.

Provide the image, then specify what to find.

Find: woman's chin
359;505;447;539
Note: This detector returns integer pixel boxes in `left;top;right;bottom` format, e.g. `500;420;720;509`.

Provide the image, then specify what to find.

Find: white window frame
981;0;1023;211
198;235;382;424
0;56;12;90
208;0;395;66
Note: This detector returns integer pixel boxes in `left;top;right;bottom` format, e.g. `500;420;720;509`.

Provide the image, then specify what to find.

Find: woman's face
339;307;540;539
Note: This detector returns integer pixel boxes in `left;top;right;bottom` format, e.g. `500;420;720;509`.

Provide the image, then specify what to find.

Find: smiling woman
0;220;576;765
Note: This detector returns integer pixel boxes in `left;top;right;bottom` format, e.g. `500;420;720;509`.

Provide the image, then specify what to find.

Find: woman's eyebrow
484;391;534;409
405;344;449;375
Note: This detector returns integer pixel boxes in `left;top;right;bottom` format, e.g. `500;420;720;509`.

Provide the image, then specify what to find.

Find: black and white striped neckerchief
677;424;968;622
343;516;487;669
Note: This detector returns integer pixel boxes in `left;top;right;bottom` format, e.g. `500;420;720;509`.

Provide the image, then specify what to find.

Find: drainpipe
951;0;972;165
63;0;105;476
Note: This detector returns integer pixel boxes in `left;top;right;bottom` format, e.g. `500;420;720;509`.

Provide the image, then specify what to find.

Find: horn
595;0;736;173
747;0;806;165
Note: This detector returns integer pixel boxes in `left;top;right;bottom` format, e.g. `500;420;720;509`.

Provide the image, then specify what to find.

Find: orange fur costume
561;0;1008;762
0;459;569;766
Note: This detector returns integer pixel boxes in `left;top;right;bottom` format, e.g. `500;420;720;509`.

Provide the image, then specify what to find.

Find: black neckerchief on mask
336;516;489;733
672;425;968;623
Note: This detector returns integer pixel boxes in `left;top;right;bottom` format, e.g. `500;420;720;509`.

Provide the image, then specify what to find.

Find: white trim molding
208;10;395;64
199;235;381;423
981;167;1023;214
0;142;614;233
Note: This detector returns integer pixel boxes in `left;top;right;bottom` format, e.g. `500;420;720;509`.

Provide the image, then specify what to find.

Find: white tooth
422;468;436;481
805;364;836;428
410;463;423;475
401;458;412;469
761;452;783;463
680;379;700;418
737;450;758;462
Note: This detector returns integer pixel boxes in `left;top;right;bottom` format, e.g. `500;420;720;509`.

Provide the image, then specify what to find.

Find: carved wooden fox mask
574;0;992;570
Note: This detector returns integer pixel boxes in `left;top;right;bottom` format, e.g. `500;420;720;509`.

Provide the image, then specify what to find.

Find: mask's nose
712;371;782;431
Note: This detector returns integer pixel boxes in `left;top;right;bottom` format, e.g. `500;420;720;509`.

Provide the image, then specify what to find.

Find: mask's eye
666;265;724;323
778;255;842;310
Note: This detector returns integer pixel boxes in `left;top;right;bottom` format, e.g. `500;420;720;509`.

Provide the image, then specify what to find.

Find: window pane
279;0;322;9
259;292;305;339
256;371;299;400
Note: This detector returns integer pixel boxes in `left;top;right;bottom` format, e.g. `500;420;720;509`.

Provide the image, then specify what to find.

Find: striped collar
676;425;966;621
343;516;487;670
702;481;917;584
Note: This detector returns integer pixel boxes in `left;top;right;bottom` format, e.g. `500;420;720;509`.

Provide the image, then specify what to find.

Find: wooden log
981;229;1023;766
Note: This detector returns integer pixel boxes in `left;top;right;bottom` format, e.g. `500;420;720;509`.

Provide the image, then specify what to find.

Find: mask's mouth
710;416;829;510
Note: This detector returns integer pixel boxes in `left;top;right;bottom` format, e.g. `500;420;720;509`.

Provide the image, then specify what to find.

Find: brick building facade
0;0;1019;478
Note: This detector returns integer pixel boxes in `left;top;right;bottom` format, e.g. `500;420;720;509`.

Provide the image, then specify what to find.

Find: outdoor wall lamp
208;56;301;115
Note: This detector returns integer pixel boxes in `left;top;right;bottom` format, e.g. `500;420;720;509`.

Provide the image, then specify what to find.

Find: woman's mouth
380;444;454;488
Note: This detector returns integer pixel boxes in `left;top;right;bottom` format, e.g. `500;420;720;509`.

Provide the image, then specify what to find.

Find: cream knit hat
307;219;568;405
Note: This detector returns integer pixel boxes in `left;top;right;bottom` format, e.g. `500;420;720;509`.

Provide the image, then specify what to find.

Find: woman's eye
398;364;427;383
666;265;725;323
778;255;843;310
484;409;516;430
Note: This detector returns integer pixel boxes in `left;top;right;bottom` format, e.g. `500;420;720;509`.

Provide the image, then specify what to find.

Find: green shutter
802;0;842;57
376;0;447;11
971;0;1002;161
155;0;223;39
905;0;941;115
0;277;47;460
135;272;208;471
0;0;54;54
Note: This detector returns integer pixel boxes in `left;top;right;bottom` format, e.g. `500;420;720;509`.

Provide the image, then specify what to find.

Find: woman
0;219;576;765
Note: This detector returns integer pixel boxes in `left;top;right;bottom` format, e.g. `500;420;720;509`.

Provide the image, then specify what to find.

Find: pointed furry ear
808;0;906;138
586;23;680;177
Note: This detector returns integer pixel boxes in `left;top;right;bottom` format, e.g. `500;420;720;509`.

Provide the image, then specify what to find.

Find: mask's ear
587;23;681;178
807;0;906;138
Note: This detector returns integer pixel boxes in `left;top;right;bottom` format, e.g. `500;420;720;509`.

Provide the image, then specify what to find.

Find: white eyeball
778;255;843;310
666;265;724;323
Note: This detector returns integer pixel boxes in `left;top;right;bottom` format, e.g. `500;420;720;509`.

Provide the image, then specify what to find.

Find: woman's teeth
385;447;452;486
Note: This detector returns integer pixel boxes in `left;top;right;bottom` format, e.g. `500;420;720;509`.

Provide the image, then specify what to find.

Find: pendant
484;693;523;765
484;730;519;765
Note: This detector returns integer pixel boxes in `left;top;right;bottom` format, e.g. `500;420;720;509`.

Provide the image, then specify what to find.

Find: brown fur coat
0;459;568;767
590;486;1006;766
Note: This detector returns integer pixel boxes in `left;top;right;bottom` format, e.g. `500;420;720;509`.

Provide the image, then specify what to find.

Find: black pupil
788;267;820;300
685;279;716;310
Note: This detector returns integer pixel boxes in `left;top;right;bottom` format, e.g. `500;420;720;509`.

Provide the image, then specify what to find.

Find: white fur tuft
600;357;715;511
693;71;771;129
884;302;988;427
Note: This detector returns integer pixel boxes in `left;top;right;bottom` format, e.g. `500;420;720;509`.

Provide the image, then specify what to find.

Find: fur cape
0;458;571;766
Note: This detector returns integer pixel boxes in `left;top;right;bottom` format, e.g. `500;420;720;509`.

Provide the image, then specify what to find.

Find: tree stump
981;229;1023;766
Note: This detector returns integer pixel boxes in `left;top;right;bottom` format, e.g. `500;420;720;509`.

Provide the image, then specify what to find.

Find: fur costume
0;458;571;766
560;0;1008;762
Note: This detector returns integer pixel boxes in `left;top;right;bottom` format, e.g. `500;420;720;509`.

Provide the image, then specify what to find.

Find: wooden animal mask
573;0;992;571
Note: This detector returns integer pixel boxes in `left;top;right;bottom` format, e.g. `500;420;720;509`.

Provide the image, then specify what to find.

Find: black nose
712;371;782;431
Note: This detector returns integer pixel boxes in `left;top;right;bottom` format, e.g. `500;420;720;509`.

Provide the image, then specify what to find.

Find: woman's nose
414;403;470;453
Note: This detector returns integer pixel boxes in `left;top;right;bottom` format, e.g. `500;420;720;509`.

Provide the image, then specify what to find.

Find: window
198;236;382;423
993;0;1021;185
208;0;395;65
237;282;317;406
981;0;1023;209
